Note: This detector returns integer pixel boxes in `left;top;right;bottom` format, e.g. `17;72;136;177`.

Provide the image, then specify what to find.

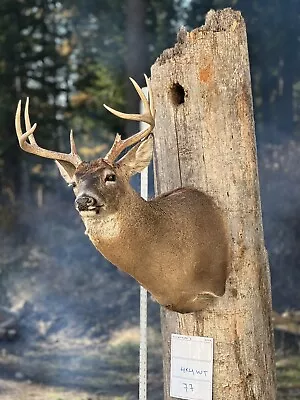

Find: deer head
15;75;229;313
15;76;155;221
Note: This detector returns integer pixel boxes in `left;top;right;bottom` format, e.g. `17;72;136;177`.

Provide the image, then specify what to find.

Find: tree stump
151;8;276;400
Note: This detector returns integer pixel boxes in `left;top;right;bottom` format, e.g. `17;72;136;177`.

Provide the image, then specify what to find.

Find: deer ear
55;160;76;184
117;135;153;176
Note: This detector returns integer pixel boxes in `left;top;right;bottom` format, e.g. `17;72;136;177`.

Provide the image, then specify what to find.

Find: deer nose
75;195;97;211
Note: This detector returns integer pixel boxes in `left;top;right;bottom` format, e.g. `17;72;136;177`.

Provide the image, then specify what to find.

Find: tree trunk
124;0;149;138
276;39;296;138
151;9;276;400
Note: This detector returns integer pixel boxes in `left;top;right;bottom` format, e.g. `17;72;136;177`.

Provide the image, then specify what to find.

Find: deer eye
104;174;116;183
69;182;77;188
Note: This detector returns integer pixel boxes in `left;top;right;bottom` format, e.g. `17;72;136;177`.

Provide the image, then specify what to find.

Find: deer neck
80;190;151;271
80;191;172;303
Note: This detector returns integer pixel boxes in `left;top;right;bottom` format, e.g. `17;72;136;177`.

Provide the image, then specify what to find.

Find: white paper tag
170;334;213;400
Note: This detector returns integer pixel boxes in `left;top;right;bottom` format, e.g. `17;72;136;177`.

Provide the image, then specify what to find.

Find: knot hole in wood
170;82;185;106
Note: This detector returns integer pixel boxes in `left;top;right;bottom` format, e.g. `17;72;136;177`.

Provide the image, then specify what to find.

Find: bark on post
151;8;276;400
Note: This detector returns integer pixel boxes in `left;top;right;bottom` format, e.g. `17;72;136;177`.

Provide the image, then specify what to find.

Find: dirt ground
0;325;162;400
0;379;111;400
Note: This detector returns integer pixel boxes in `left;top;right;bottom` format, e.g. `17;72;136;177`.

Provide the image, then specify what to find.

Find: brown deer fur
60;136;229;313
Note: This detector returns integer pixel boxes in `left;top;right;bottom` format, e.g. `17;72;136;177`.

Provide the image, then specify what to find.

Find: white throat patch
82;213;121;240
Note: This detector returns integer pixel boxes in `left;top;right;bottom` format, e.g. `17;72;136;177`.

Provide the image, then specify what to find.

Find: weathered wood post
151;8;276;400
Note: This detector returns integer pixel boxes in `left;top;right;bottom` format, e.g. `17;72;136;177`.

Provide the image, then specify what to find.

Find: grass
277;356;300;400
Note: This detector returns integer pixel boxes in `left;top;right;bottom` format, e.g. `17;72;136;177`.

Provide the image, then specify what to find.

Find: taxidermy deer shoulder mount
15;76;229;313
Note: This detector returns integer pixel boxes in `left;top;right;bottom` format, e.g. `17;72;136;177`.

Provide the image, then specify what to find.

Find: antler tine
144;74;155;119
103;77;152;124
25;98;37;145
103;76;155;162
15;100;38;143
70;129;78;155
15;99;82;167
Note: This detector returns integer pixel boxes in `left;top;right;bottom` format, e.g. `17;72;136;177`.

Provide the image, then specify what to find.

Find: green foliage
0;0;179;200
277;356;300;399
0;0;75;198
70;63;124;135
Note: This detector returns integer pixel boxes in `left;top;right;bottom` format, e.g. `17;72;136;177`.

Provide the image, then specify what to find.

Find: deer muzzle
75;195;98;212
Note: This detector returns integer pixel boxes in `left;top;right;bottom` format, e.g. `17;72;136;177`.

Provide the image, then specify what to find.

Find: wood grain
151;8;276;400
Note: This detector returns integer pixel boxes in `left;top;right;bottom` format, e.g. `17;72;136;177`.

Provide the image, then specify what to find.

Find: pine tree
0;0;75;202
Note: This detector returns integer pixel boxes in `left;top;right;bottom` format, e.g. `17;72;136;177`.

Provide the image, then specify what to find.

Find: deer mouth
77;205;105;218
78;206;102;215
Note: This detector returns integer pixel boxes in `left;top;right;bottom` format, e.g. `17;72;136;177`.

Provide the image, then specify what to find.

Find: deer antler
15;98;82;167
103;75;155;163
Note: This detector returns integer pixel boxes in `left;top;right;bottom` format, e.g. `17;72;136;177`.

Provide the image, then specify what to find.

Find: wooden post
151;8;276;400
